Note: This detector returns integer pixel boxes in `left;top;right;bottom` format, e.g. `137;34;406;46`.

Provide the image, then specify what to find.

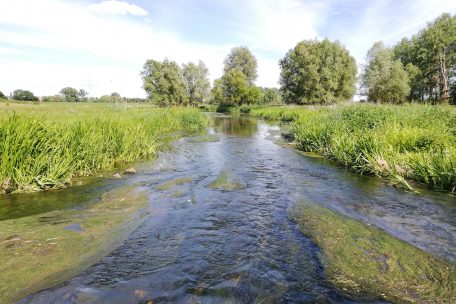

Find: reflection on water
212;115;258;137
6;115;455;303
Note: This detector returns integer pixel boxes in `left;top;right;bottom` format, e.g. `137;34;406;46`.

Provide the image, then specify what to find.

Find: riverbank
292;200;456;303
0;102;207;194
251;104;456;193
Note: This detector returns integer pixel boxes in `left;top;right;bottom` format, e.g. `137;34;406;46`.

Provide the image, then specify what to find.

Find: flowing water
1;115;455;303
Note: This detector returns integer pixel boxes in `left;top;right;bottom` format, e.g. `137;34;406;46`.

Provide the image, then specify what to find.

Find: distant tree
12;89;39;101
182;61;210;106
279;39;357;104
214;68;261;106
41;95;64;102
260;87;282;105
224;46;258;84
60;87;80;102
141;59;188;107
393;13;456;103
111;92;121;98
78;89;89;101
211;79;224;104
0;90;7;100
213;47;260;105
361;42;410;104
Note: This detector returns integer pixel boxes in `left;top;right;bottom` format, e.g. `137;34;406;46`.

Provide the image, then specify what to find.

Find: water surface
2;115;454;303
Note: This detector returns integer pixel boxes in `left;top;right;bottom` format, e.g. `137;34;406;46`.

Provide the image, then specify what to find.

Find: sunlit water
2;115;454;303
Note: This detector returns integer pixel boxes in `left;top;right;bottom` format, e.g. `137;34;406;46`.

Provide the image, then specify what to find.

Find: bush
12;89;39;101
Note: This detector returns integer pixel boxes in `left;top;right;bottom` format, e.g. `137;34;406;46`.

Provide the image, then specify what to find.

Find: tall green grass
0;102;207;193
252;104;456;192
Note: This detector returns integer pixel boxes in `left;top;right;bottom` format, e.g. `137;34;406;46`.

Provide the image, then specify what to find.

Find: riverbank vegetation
292;200;456;303
252;104;456;193
0;102;207;194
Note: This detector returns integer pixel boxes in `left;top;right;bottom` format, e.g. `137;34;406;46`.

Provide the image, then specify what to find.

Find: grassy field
251;104;456;193
0;102;207;193
292;201;456;303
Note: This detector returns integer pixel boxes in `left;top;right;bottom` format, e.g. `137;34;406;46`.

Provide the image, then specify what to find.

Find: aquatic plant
292;201;456;303
252;104;456;192
0;103;207;193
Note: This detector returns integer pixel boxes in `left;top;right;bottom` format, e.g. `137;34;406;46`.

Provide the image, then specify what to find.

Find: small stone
124;168;136;174
112;173;121;179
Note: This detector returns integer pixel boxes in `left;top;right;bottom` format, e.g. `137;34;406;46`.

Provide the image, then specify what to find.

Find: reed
0;102;207;193
252;104;456;192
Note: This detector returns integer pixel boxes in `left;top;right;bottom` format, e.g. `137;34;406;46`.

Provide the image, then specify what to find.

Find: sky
0;0;455;98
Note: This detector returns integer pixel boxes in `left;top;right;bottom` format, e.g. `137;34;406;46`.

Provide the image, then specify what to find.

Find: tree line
1;13;454;106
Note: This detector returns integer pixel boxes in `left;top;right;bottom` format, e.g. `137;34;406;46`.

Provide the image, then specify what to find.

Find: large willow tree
279;39;357;105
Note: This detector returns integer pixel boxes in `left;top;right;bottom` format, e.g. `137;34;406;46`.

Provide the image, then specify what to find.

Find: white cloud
88;0;148;17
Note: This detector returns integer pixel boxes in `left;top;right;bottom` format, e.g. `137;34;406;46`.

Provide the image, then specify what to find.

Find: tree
419;13;456;102
213;68;260;106
141;59;188;107
42;95;64;102
12;89;39;101
60;87;80;102
182;61;210;106
78;89;89;101
224;46;258;84
393;13;456;103
213;47;260;105
0;90;7;100
361;42;410;104
279;39;357;105
260;87;282;105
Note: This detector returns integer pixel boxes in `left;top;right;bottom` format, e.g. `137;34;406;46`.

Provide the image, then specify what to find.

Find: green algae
292;201;456;303
155;177;192;191
0;185;148;303
209;170;245;191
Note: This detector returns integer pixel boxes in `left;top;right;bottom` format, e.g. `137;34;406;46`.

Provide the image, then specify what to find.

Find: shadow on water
212;115;258;137
3;114;455;303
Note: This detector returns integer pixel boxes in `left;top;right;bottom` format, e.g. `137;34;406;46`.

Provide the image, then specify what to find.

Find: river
1;115;455;303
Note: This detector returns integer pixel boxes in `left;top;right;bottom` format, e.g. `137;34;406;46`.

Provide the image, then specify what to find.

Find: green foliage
141;59;188;107
393;13;456;103
0;90;7;100
0;103;207;193
12;89;39;102
259;87;282;105
252;104;456;192
361;42;411;104
213;68;261;106
223;46;258;84
213;47;260;106
182;60;210;105
59;87;87;102
279;39;357;105
41;95;64;103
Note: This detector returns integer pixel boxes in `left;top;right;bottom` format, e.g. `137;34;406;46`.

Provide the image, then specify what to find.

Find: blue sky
0;0;455;97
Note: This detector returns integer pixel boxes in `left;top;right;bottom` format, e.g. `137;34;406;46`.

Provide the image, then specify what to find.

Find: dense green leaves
279;39;357;105
60;87;80;102
213;46;261;106
361;42;411;104
0;90;7;100
393;13;456;103
223;46;258;84
141;59;188;107
182;61;210;105
12;89;39;101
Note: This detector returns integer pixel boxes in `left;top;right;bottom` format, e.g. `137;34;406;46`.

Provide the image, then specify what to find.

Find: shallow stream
1;115;455;303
